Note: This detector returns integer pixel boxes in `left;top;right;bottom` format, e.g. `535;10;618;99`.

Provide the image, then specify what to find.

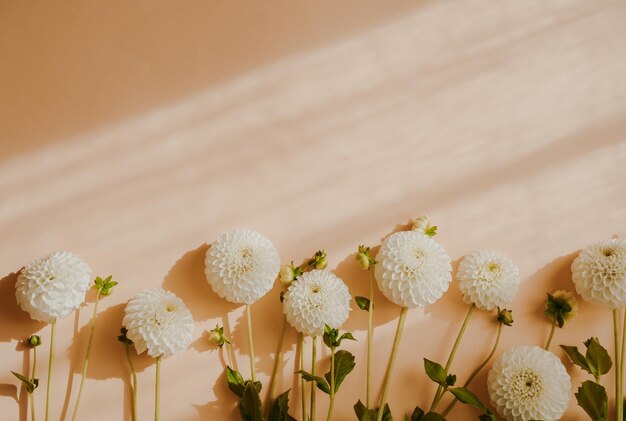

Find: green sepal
11;371;38;393
355;296;371;312
267;389;297;421
296;370;330;394
423;358;447;387
424;226;438;237
239;380;264;421
353;400;392;421
449;387;485;410
445;374;456;387
322;324;356;348
324;350;355;393
93;275;117;296
117;327;133;345
575;380;607;421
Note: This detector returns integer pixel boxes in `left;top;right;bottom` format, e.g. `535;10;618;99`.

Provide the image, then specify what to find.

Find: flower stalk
614;309;623;421
44;320;55;421
265;318;288;415
30;344;37;421
326;345;336;421
376;306;408;421
310;336;317;421
300;334;307;421
118;327;137;421
155;355;161;421
430;304;475;411
245;304;256;382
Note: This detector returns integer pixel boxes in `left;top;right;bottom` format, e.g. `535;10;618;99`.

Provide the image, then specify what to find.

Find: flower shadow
0;271;47;343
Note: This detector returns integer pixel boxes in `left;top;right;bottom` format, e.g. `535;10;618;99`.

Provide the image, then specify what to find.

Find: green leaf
239;381;264;421
585;337;612;377
324;350;355;393
354;400;392;421
297;370;330;394
355;296;371;312
410;406;424;421
423;359;447;387
575;380;607;421
268;389;297;421
449;387;485;410
337;332;356;347
422;413;445;421
560;345;593;376
11;371;38;393
226;366;246;397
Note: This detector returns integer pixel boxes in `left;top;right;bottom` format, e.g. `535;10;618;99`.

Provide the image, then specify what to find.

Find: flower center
477;261;501;284
311;284;322;294
511;369;543;401
165;303;177;312
234;247;254;273
603;247;616;257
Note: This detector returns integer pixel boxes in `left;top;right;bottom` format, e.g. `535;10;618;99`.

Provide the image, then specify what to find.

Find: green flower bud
545;290;578;328
355;245;377;270
27;335;42;347
279;264;296;287
498;308;514;326
208;325;231;348
308;251;328;270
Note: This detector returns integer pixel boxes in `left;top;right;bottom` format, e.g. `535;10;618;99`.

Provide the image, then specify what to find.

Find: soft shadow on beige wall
1;0;626;420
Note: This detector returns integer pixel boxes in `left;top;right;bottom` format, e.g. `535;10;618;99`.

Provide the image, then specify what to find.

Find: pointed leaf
410;406;424;421
324;350;356;393
11;371;37;393
478;409;497;421
422;413;445;421
268;389;297;421
585;338;612;377
354;401;392;421
226;366;246;397
337;332;356;347
355;296;371;312
560;345;593;376
449;387;485;410
575;380;607;421
239;381;264;421
423;359;447;387
296;370;330;394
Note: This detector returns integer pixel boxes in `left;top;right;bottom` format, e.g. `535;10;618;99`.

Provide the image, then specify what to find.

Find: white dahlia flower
374;231;452;308
282;270;350;336
15;251;91;322
571;239;626;308
123;288;194;358
488;345;570;421
205;229;280;304
457;250;520;311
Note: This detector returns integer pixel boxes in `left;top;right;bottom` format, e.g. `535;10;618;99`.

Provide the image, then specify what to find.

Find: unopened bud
309;251;328;270
356;252;370;270
279;264;296;287
412;214;437;237
498;308;514;326
208;325;230;348
27;335;42;347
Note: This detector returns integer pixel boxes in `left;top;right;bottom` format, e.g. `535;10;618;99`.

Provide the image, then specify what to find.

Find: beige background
1;0;626;420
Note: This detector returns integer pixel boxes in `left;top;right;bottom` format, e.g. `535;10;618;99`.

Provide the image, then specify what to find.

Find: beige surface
1;1;626;420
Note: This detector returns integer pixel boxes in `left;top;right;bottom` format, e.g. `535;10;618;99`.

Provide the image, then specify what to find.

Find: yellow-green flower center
511;369;543;401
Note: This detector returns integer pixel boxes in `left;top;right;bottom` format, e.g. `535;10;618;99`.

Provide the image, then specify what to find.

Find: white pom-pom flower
15;251;91;323
457;250;520;311
374;231;452;308
571;239;626;308
488;345;570;421
205;229;280;304
123;288;194;358
282;270;350;337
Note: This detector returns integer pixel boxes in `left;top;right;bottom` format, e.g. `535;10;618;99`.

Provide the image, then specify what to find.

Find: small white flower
123;288;194;358
282;270;350;336
15;251;91;323
374;231;452;308
488;345;570;421
571;239;626;308
205;229;280;304
457;250;520;311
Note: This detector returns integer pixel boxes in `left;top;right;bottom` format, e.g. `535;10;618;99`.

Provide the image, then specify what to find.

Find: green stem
45;320;56;421
310;336;317;421
265;318;288;416
442;321;503;417
71;291;101;421
430;304;475;412
327;346;336;421
544;317;557;351
155;355;161;421
613;309;626;421
376;306;408;421
300;334;307;421
366;268;375;408
225;342;237;371
30;345;37;421
125;345;138;421
245;304;256;382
